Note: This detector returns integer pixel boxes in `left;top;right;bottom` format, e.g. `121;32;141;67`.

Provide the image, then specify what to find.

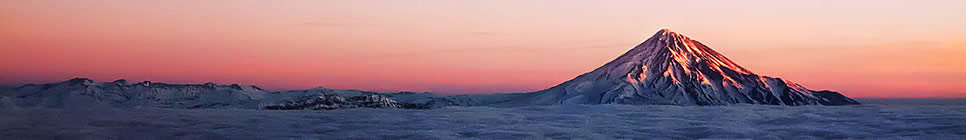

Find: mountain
0;29;858;109
0;78;468;109
500;29;858;106
0;78;270;109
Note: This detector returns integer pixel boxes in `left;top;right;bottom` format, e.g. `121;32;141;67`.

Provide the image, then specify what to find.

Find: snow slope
504;29;859;106
1;78;269;109
0;29;858;109
0;78;479;110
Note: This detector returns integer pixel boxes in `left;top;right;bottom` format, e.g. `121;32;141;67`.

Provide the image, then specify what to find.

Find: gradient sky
2;0;964;97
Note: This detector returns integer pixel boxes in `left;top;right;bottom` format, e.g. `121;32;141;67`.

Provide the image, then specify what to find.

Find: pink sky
1;0;964;97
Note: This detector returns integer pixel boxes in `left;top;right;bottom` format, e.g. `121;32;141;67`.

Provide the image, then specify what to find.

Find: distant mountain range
0;78;485;110
0;29;857;110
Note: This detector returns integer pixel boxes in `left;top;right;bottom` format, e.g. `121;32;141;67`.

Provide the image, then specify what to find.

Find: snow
0;29;859;108
2;78;271;109
523;29;859;106
1;98;962;139
0;78;509;110
0;29;955;139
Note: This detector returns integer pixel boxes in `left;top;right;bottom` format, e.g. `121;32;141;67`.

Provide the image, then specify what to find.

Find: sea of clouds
1;98;963;140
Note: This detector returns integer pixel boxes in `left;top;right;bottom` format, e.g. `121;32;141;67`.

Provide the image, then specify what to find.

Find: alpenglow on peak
505;29;859;106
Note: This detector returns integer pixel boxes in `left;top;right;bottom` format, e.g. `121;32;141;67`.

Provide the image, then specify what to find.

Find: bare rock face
514;29;859;106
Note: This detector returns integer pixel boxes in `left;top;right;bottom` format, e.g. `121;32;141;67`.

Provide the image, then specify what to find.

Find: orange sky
1;0;964;97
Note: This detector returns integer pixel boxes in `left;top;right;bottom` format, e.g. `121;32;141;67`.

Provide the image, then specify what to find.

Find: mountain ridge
0;29;859;109
0;77;481;109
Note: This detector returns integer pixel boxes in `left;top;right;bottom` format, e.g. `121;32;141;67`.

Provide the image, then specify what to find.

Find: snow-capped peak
515;29;858;106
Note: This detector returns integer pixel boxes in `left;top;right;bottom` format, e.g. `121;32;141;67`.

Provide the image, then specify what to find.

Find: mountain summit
0;29;859;109
512;29;859;106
